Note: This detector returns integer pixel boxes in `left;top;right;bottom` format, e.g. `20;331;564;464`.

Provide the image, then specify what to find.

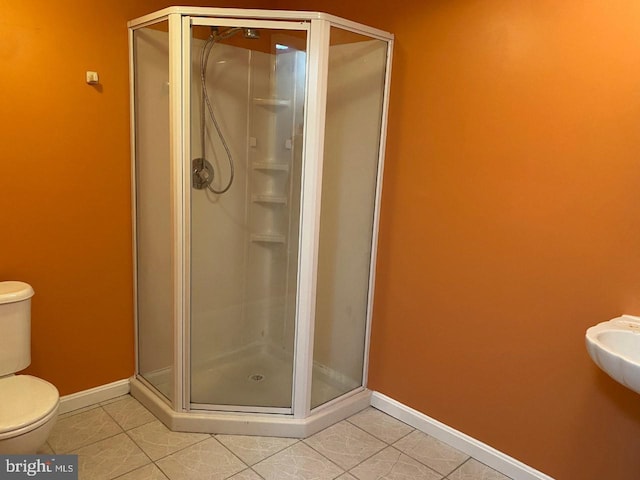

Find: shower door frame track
184;16;311;417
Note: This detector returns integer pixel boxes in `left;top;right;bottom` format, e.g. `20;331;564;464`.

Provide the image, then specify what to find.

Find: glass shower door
189;20;308;411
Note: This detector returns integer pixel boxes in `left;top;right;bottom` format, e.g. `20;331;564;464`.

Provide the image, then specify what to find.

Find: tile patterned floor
41;395;512;480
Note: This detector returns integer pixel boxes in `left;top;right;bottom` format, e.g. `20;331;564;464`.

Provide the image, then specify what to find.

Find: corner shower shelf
250;233;286;244
253;97;291;107
252;161;290;173
252;194;288;205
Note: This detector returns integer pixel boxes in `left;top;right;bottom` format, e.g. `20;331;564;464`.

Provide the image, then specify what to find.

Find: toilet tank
0;281;34;376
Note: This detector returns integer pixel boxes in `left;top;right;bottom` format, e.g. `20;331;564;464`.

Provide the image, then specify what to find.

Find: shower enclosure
129;7;393;436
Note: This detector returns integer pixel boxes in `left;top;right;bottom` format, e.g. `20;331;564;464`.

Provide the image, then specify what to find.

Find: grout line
213;434;302;468
209;434;252;469
299;439;350;474
339;420;389;465
60;428;124;455
446;456;473;479
125;429;213;463
391;428;415;444
109;466;154;480
345;407;417;445
119;427;155;470
378;446;406;479
99;394;131;407
57;403;102;420
109;460;158;480
450;457;514;480
345;416;399;445
386;431;468;479
153;459;171;480
219;466;265;480
52;407;125;455
115;414;157;432
250;467;266;480
301;430;380;475
341;443;443;480
343;444;396;475
107;396;165;432
101;403;127;430
344;418;387;443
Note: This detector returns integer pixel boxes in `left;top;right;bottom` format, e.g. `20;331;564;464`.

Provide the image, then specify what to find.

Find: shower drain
248;373;265;382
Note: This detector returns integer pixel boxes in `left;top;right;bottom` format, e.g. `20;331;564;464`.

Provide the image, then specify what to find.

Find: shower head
243;28;260;40
212;27;260;41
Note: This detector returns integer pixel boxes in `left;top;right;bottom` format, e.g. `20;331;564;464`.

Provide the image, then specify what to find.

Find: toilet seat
0;375;59;440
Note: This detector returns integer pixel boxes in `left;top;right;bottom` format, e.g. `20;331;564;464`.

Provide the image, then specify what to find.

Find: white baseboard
59;379;130;414
370;392;554;480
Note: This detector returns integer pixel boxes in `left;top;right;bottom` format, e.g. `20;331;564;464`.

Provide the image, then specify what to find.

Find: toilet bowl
0;282;60;454
0;375;59;454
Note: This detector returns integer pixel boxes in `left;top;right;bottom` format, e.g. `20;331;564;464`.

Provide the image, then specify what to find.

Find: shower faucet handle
192;157;215;190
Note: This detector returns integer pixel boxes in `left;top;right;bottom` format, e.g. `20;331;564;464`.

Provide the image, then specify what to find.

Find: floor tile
304;420;386;470
155;437;245;480
253;442;344;480
448;459;512;480
226;469;263;480
215;434;298;465
393;431;468;476
103;396;156;430
48;407;122;453
116;463;169;480
347;408;414;444
73;433;150;480
40;391;514;480
127;420;210;461
350;446;442;480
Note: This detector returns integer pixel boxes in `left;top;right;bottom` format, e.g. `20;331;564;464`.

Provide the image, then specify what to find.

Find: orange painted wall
271;0;640;478
5;0;640;478
0;0;268;396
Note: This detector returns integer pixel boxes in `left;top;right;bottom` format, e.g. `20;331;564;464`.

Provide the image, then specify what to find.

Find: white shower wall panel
190;42;254;368
245;49;301;354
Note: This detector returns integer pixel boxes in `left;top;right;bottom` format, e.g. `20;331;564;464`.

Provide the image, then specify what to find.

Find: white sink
586;315;640;394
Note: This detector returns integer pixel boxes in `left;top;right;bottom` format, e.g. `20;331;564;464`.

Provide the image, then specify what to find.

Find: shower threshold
130;374;371;438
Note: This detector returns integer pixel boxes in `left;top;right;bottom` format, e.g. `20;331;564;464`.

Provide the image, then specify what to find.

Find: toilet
0;281;59;454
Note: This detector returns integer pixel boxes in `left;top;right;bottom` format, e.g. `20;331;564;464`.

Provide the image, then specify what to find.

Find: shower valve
192;157;215;190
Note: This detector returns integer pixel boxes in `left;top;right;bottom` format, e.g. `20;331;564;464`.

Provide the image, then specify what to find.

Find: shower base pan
131;344;370;438
130;376;371;438
137;343;360;407
189;344;358;408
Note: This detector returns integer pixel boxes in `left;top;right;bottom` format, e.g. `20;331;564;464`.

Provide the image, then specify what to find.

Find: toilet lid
0;375;59;434
0;281;34;305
